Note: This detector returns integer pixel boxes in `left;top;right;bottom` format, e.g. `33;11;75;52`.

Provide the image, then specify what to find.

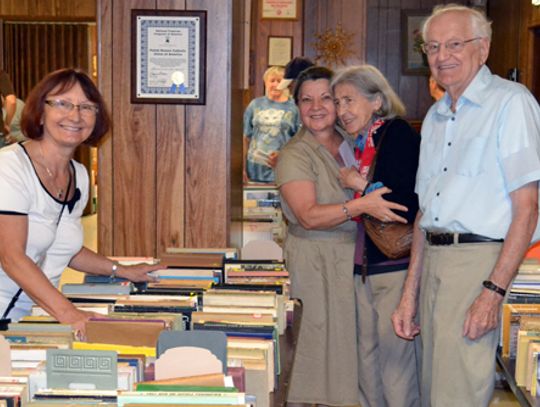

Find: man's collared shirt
417;65;540;238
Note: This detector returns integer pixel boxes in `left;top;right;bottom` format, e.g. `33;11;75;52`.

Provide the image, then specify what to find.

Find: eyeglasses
45;99;98;116
421;37;482;55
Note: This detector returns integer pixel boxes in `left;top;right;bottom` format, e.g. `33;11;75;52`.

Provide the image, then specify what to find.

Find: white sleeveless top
0;142;88;320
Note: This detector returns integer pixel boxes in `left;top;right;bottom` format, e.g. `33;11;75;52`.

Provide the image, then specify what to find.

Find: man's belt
425;232;504;246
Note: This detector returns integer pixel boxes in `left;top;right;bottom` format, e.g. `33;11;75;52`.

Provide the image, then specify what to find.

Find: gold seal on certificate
171;71;185;86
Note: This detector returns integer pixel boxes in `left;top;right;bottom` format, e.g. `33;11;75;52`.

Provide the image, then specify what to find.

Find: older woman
275;66;408;406
243;65;300;183
332;65;421;407
0;69;160;335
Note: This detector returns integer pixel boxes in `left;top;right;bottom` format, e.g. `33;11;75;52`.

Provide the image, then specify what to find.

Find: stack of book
0;250;296;406
223;260;289;287
198;288;287;407
507;259;540;304
498;258;540;404
242;184;285;246
0;376;28;406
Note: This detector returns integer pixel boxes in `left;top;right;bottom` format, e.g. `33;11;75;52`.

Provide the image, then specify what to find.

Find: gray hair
331;65;406;119
422;3;492;41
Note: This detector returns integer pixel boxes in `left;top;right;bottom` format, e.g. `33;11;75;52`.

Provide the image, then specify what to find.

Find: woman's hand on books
60;308;101;341
117;262;163;283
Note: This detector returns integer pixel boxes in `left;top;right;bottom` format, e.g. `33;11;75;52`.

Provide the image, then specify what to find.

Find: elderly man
392;4;540;406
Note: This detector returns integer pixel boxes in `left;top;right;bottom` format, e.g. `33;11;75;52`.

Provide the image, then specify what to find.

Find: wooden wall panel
156;0;187;259
250;0;303;99
97;0;114;255
364;0;469;120
230;1;247;250
185;0;231;247
303;0;366;67
486;0;521;81
111;0;157;256
482;1;540;95
98;0;240;256
521;1;540;91
0;0;95;20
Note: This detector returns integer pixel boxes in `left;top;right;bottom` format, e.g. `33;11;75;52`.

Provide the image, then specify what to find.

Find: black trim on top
1;288;22;320
18;143;81;211
0;210;27;216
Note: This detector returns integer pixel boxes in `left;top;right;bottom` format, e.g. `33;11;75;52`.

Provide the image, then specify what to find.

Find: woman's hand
358;187;408;223
339;167;367;192
267;151;279;168
61;308;103;341
115;262;162;283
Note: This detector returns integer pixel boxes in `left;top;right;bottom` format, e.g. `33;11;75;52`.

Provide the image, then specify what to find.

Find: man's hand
462;288;503;340
392;293;421;340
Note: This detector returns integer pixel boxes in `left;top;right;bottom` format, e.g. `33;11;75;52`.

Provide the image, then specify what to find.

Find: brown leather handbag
363;215;413;259
363;119;413;259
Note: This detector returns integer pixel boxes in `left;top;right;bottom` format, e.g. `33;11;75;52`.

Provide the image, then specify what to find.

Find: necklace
39;143;67;200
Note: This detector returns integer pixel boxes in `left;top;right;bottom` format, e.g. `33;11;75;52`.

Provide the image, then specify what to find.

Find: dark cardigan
362;118;421;266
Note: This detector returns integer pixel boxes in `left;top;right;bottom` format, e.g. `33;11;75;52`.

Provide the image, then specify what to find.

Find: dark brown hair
21;68;111;146
293;66;333;105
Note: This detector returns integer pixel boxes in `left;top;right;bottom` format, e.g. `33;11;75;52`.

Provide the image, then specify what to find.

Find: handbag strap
366;118;396;182
361;118;396;283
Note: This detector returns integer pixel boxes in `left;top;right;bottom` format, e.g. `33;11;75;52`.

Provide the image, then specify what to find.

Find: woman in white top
0;68;160;335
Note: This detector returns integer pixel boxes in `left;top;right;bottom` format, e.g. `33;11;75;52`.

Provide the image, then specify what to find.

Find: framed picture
260;0;299;20
131;9;207;104
267;36;292;67
401;9;430;75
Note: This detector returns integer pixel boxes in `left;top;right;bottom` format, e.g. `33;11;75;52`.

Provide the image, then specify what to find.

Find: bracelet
111;261;119;279
342;203;352;221
362;182;372;197
482;280;506;297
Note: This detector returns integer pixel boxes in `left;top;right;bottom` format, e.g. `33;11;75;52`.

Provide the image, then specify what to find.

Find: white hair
422;3;492;41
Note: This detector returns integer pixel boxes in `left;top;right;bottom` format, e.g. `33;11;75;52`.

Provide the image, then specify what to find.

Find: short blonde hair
422;3;492;42
263;66;285;82
331;65;406;119
263;66;287;97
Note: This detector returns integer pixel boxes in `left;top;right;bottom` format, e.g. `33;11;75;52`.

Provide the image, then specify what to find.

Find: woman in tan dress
275;66;408;406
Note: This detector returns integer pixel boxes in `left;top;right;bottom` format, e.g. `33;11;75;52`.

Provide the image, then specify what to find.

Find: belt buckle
428;232;454;245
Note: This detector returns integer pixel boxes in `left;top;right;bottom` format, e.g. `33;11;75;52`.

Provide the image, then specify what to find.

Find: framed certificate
261;0;299;20
131;9;207;104
267;36;292;67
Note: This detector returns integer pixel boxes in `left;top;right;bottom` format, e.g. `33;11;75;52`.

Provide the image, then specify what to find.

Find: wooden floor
491;388;520;406
68;214;522;406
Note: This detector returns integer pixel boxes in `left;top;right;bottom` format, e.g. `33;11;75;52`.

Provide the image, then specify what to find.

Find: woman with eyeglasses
332;65;421;407
0;68;160;335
